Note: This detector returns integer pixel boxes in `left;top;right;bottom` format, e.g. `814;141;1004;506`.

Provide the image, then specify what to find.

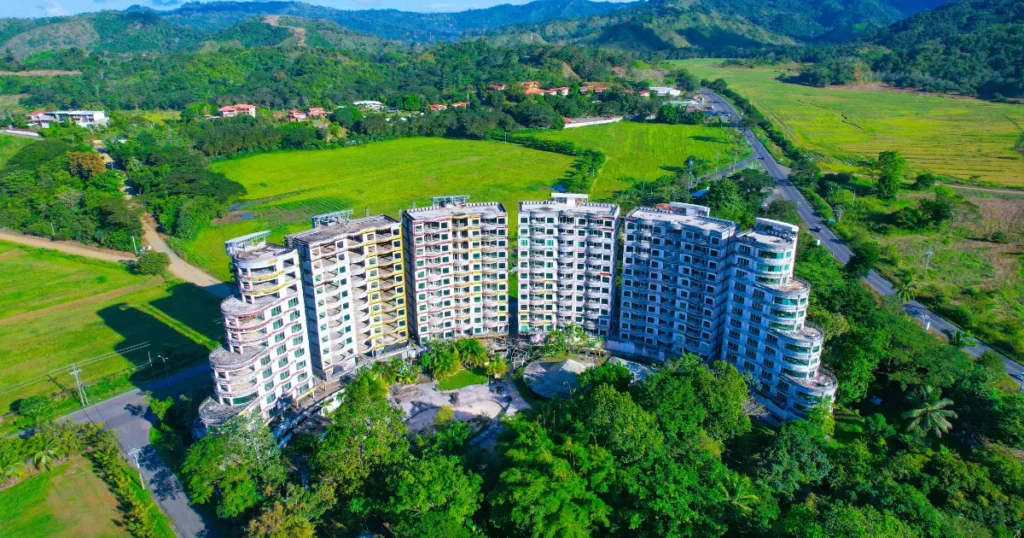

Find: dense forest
144;166;1024;538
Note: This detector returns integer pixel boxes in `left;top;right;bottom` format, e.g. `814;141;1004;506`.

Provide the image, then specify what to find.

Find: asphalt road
703;90;1024;385
66;363;217;538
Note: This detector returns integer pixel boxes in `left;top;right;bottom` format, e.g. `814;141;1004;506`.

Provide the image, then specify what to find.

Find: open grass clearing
437;368;489;391
179;137;574;280
0;242;222;419
0;456;173;538
0;134;35;167
532;121;750;200
675;59;1024;187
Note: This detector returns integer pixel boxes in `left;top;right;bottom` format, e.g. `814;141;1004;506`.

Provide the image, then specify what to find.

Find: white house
353;100;384;112
650;86;682;98
29;110;108;128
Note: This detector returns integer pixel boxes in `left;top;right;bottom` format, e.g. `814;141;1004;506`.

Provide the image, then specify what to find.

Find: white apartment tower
286;211;410;379
517;194;620;337
403;196;510;343
722;218;836;423
197;232;314;435
619;203;738;360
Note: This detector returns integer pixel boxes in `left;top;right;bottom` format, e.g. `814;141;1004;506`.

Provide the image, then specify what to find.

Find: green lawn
180;137;575;280
675;59;1024;187
0;134;35;167
437;368;489;391
0;457;174;538
0;242;222;420
533;121;750;200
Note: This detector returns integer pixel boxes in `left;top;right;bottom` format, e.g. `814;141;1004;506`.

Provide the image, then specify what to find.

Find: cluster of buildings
216;104;328;122
27;110;108;128
198;194;836;436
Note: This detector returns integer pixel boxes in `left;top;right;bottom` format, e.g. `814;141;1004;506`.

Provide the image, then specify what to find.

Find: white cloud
37;0;69;16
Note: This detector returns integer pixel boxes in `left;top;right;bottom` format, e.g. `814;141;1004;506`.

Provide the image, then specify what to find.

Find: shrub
133;250;170;275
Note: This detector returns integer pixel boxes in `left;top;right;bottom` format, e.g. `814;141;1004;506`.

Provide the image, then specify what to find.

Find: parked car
810;226;822;233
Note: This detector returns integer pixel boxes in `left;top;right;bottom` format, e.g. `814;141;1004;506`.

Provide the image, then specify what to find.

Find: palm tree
947;330;977;349
896;277;917;304
902;385;958;438
30;436;58;471
718;472;759;514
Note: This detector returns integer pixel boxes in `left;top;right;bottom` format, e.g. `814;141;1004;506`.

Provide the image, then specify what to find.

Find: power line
69;363;88;406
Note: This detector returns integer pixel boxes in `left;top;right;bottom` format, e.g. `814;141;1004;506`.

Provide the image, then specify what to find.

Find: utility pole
131;236;137;254
69;363;88;406
50;222;56;238
158;355;168;379
687;159;695;191
128;446;144;487
923;249;934;281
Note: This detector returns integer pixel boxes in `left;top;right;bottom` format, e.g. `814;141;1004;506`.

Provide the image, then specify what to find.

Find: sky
3;0;629;19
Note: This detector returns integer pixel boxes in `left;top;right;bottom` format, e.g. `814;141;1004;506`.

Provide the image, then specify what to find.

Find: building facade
197;231;315;435
286;212;410;380
618;203;738;361
517;194;620;337
403;197;510;343
615;207;836;424
721;218;836;423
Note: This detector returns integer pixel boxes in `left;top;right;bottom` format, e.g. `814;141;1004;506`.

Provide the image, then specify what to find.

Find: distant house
307;107;326;118
524;87;546;96
273;112;284;120
234;104;257;117
519;81;541;90
650;86;682;97
288;109;308;122
639;90;650;98
428;104;448;112
353;100;384;112
555;86;570;96
488;83;507;91
218;105;237;117
28;110;107;128
579;84;610;94
451;101;469;108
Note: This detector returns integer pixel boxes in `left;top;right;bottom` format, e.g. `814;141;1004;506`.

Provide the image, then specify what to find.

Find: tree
29;433;58;471
896;277;917;304
576;363;633;392
0;438;24;482
947;330;977;349
845;241;880;278
718;472;760;515
134;250;170;275
490;418;613;538
570;384;665;465
542;323;600;358
13;395;52;426
378;455;482;538
755;421;832;500
454;338;488;368
875;151;907;201
247;502;315;538
902;385;958;438
421;341;462;379
486;358;509;377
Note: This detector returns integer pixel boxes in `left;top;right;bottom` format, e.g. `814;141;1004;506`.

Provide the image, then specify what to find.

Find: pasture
675;59;1024;187
533;121;749;200
0;242;221;422
0;135;35;167
182;137;575;280
0;457;173;538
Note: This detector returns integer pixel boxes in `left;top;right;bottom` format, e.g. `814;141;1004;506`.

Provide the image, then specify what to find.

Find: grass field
533;121;750;200
437;368;489;391
0;134;35;167
0;457;173;538
0;242;222;421
675;59;1024;187
178;137;575;280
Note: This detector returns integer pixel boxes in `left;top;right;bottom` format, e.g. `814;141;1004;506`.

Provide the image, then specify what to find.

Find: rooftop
626;206;736;234
738;229;797;249
404;202;506;221
287;215;399;246
233;243;292;262
520;194;619;217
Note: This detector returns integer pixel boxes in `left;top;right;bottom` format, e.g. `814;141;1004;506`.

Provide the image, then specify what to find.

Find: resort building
196;231;314;436
721;218;836;423
286;211;410;380
403;196;510;343
27;110;108;128
618;203;738;361
517;194;620;337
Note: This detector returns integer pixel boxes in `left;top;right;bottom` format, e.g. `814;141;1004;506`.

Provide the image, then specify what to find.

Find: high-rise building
196;231;314;436
619;203;738;361
403;196;510;343
517;194;620;337
286;211;410;380
615;206;836;424
721;218;836;423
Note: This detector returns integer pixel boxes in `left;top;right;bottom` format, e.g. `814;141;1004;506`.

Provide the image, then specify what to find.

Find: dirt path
945;183;1024;196
265;15;306;46
0;279;159;327
0;230;134;263
141;216;233;298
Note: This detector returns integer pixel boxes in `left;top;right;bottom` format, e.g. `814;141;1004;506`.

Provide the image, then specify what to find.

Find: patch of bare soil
264;15;307;47
826;81;979;101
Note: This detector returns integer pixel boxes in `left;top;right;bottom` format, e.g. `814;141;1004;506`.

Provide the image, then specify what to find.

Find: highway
703;90;1024;384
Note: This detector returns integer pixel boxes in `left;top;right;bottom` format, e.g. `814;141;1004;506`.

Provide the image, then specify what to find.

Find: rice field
675;59;1024;187
179;137;575;280
532;121;750;200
